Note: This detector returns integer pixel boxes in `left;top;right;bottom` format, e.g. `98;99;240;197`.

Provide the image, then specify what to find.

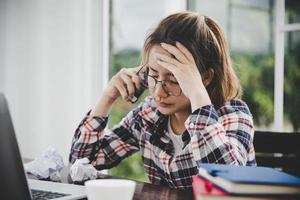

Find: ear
203;68;214;87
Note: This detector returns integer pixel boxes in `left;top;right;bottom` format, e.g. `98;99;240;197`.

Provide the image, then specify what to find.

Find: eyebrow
149;66;174;76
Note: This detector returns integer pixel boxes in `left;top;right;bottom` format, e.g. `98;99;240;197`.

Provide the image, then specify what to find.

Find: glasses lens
147;75;156;89
164;81;181;96
147;76;181;96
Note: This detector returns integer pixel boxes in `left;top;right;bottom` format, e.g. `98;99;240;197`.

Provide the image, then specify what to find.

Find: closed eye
148;74;159;78
168;80;179;84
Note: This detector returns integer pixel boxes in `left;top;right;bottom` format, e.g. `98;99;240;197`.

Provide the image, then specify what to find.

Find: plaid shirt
69;96;256;190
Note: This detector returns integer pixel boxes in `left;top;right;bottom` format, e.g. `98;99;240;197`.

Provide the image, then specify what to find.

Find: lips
156;102;171;107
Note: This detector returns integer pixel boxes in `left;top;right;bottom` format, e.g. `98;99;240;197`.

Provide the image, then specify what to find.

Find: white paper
24;147;64;181
70;158;98;182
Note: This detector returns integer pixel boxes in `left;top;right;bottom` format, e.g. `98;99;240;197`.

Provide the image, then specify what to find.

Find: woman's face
147;45;191;115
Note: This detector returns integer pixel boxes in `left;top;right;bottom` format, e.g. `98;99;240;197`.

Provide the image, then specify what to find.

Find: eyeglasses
137;64;182;96
147;75;182;96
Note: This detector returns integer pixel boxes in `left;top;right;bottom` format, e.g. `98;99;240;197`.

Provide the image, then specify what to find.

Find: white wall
0;0;109;163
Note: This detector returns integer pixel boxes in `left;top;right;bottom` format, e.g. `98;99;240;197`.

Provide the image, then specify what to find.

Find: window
284;31;300;131
189;0;300;131
189;0;275;129
283;0;300;131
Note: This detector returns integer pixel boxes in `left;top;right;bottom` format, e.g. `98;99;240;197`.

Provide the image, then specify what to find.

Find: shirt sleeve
184;99;255;166
69;101;145;170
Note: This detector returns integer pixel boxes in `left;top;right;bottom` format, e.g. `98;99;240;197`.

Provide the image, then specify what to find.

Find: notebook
0;93;86;200
191;175;280;200
197;163;300;195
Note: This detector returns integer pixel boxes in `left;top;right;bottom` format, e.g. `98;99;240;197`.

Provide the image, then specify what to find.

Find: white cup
85;179;136;200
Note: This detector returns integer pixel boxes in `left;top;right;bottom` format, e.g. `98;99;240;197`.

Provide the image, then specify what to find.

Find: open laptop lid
0;93;87;200
0;93;31;200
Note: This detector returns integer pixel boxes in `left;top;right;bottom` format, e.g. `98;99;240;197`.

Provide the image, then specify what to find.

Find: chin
158;109;172;115
157;103;191;116
157;106;176;115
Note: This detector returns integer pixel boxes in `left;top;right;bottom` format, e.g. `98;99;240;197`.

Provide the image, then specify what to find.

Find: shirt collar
137;96;191;154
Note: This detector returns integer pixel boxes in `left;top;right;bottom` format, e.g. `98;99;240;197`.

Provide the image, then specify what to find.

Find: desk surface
25;159;193;200
133;181;193;200
25;159;298;200
96;173;194;200
28;173;193;200
28;169;299;200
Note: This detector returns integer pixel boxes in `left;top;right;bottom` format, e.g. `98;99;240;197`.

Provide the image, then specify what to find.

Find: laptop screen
0;93;32;200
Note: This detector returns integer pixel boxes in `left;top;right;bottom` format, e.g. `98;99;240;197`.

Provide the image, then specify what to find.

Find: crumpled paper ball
24;147;64;182
70;158;98;182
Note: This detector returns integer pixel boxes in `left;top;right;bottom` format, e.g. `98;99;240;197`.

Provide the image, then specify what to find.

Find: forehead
148;45;173;74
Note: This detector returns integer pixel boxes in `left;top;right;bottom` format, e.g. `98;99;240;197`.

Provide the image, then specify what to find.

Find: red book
192;175;227;200
192;175;298;200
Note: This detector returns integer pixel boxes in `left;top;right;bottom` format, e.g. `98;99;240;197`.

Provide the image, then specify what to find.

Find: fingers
120;73;135;97
156;60;178;76
175;42;194;63
126;67;142;89
114;80;129;100
160;43;189;64
155;53;182;68
160;42;195;64
113;67;144;101
132;74;141;89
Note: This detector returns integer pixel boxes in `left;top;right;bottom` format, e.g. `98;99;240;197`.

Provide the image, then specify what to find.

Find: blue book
197;163;300;195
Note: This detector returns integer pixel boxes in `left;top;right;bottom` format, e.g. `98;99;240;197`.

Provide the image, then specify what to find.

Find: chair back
254;131;300;176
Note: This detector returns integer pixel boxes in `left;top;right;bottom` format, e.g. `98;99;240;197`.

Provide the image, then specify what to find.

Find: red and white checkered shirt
70;96;256;190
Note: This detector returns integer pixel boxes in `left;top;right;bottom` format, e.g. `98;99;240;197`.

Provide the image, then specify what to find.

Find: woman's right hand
90;65;144;117
102;66;143;103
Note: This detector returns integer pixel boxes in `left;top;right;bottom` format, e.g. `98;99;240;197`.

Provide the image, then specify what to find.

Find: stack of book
192;163;300;200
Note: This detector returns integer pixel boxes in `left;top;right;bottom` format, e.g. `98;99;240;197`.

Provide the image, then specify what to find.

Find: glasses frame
137;64;182;97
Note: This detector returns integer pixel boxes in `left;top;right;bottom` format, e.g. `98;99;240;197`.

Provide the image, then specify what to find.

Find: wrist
189;90;211;112
101;88;118;104
90;92;115;117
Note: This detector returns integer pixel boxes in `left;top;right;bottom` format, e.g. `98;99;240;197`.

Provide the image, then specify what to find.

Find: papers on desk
192;164;300;199
70;158;98;182
24;147;64;181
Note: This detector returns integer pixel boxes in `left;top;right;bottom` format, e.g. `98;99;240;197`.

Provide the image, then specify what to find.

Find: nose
153;82;168;99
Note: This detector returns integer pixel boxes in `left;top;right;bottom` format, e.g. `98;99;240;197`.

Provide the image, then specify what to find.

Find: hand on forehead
148;45;174;74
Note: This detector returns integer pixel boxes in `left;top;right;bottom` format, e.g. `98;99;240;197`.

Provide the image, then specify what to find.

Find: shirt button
189;123;195;129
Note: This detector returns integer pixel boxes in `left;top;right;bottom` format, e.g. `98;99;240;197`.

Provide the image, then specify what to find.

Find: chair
253;131;300;177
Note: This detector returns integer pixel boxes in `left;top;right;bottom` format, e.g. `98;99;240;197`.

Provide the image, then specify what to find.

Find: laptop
0;93;87;200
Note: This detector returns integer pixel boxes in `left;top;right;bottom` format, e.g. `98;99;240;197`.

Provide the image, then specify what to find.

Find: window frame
274;0;300;131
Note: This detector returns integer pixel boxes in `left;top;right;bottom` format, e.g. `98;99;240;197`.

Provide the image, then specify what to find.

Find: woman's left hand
156;42;211;110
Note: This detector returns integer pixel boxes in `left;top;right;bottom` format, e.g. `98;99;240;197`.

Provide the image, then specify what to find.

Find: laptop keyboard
31;189;71;200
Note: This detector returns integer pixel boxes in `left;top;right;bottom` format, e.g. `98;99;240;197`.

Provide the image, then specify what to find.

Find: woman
70;11;256;190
